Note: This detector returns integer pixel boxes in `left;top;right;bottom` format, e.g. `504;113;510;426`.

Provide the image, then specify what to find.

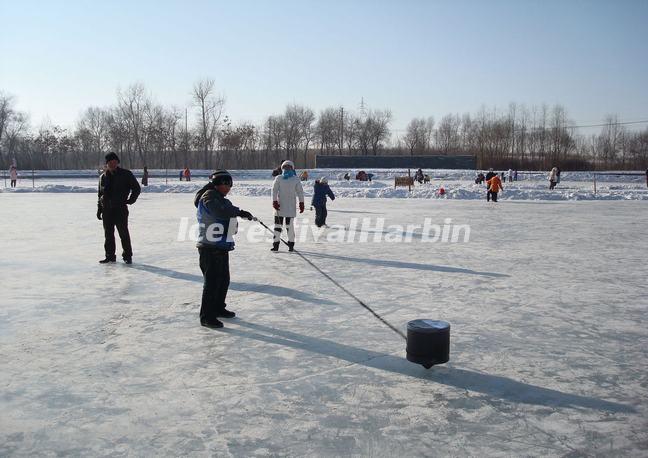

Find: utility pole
340;106;344;155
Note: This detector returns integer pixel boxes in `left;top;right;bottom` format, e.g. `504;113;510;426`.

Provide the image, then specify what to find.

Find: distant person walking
312;177;335;227
141;166;149;186
486;173;503;202
514;170;518;181
9;165;18;188
508;168;513;183
271;160;305;252
183;167;191;182
97;152;141;264
549;167;558;190
556;166;561;185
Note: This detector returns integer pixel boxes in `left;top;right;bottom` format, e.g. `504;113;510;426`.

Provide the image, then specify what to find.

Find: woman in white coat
549;167;558;190
271;160;305;252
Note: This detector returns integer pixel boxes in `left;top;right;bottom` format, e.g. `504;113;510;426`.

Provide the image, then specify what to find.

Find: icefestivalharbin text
176;217;471;243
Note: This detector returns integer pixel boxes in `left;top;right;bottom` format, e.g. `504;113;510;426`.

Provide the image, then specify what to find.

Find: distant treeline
1;81;647;171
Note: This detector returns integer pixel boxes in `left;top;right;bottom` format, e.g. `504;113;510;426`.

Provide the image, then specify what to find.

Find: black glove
96;205;102;220
238;210;254;220
126;197;136;205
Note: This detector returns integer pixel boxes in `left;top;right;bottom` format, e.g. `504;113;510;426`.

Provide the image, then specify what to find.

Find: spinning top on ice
406;319;450;369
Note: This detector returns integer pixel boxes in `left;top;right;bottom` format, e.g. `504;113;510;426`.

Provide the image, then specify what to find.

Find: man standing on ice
194;170;254;329
97;152;141;264
271;160;304;252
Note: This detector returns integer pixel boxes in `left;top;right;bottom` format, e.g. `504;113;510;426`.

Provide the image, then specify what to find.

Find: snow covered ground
1;192;647;456
2;168;647;201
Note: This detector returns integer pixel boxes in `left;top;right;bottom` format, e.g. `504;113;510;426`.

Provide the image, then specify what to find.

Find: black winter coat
98;167;141;209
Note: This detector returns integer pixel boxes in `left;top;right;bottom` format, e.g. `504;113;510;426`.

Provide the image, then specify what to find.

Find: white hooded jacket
272;174;305;217
549;167;558;182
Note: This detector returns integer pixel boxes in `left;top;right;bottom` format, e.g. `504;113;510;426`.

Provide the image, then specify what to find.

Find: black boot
287;242;295;252
201;318;224;329
270;242;280;252
99;256;116;264
217;309;236;318
123;257;132;265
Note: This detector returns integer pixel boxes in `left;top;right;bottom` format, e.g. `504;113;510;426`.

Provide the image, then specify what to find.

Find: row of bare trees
1;86;647;171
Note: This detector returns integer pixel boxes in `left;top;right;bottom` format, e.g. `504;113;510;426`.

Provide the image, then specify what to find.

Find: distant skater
312;177;335;227
549;167;558;190
486;173;503;202
141;166;149;186
9;165;17;187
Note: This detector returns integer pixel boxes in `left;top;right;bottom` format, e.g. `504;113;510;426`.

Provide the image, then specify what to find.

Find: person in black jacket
97;152;141;264
194;170;254;329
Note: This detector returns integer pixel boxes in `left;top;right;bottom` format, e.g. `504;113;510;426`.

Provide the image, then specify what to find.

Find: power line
391;118;648;133
560;119;648;129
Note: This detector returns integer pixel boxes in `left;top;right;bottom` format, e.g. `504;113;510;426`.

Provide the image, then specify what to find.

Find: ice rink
1;193;647;456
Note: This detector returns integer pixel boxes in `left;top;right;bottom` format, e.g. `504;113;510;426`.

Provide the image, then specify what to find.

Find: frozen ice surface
1;193;647;456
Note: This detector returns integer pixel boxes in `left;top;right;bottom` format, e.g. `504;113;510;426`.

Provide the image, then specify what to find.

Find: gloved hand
299;202;305;213
273;201;280;211
96;205;102;220
239;210;254;221
126;197;136;205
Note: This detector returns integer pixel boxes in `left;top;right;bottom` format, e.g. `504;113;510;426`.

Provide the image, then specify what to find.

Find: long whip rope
255;218;407;340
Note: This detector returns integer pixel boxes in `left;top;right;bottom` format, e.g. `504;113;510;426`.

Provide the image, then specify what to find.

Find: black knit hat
105;152;120;163
210;169;233;186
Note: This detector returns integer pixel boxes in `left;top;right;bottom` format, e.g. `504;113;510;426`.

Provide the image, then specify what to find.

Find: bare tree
316;107;340;155
435;114;461;154
0;92;14;166
118;83;151;167
404;117;433;155
77;107;109;167
192;79;224;169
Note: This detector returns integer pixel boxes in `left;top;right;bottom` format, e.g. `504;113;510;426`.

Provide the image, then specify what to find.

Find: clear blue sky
1;0;647;133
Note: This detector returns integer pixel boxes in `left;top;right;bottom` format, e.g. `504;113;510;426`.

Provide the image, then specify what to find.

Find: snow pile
2;168;647;200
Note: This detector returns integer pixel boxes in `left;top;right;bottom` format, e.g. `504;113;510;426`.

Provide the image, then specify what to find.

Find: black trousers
103;206;132;259
199;248;230;321
487;191;498;202
314;205;328;227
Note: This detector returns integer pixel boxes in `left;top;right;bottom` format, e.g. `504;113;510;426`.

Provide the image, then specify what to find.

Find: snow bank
2;168;647;200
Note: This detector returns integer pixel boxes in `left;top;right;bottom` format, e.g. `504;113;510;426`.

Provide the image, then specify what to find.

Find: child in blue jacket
194;170;253;329
311;177;335;227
